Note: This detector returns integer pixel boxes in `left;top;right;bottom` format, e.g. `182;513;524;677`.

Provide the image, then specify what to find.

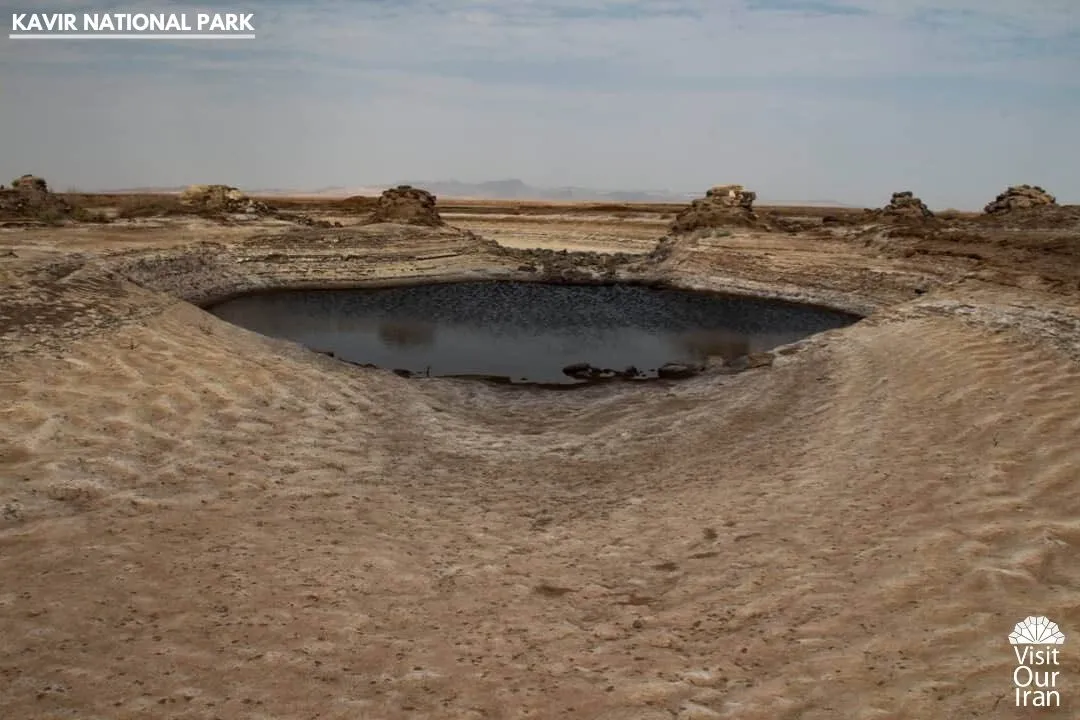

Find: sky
1;0;1078;208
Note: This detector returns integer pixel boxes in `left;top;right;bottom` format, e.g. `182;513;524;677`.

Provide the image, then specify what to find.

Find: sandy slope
1;214;1079;719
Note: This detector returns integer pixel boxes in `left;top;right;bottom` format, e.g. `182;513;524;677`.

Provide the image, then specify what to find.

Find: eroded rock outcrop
669;184;758;234
367;185;444;226
0;174;73;221
984;185;1057;214
501;246;634;282
179;184;271;215
11;174;48;192
882;191;934;220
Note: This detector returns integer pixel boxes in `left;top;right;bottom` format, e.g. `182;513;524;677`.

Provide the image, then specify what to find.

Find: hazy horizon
79;177;853;206
2;1;1078;210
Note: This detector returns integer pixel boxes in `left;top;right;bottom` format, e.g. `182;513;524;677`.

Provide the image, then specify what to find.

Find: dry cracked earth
1;198;1080;719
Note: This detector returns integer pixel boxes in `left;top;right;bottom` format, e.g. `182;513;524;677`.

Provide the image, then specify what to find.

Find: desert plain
1;182;1079;719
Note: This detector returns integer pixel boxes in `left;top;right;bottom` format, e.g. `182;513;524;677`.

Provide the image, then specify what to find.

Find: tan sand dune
1;201;1079;718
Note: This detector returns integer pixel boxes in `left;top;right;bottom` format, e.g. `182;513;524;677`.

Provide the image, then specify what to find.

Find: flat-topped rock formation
881;191;934;220
180;184;271;215
366;185;444;226
984;184;1057;214
0;174;73;221
669;184;759;234
10;174;48;192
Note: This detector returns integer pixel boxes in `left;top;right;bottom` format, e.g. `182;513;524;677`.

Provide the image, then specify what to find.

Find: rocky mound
0;174;73;222
366;185;444;226
179;184;271;215
669;184;758;234
112;185;333;227
501;245;635;282
984;185;1057;214
11;174;48;192
881;191;934;220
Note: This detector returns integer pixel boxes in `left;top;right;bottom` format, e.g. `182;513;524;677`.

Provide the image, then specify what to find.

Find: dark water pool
209;282;858;384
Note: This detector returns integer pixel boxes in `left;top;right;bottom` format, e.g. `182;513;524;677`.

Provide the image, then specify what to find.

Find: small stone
562;362;594;379
657;362;702;379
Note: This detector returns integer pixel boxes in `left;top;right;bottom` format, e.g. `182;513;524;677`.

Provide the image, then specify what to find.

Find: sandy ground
444;213;668;255
2;205;1080;719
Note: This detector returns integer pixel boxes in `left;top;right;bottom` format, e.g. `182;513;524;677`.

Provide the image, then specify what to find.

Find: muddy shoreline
4;210;1080;365
1;224;884;356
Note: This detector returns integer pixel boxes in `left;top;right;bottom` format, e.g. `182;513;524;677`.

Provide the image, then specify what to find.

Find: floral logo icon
1009;616;1065;645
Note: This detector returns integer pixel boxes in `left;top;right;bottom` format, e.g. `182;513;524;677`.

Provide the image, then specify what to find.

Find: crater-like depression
209;281;859;384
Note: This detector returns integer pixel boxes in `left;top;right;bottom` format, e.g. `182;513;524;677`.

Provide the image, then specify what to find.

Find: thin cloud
0;0;1077;207
745;0;870;16
4;1;1076;83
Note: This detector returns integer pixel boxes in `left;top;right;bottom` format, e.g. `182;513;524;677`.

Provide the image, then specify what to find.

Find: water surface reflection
210;282;858;384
